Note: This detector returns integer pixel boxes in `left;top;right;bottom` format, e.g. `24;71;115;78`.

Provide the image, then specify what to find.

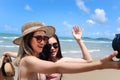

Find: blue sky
0;0;120;39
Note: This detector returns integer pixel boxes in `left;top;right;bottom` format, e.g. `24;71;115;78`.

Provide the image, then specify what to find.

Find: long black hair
39;42;51;60
53;34;63;59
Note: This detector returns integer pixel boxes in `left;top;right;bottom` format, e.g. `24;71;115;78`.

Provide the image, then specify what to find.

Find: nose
39;39;46;45
51;46;54;49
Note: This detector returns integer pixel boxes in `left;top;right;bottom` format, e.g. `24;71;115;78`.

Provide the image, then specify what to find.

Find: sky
0;0;120;39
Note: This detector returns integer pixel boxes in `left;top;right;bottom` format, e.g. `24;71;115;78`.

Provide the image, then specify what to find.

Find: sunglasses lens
49;43;58;48
53;43;58;48
35;36;42;42
33;36;49;43
43;36;49;42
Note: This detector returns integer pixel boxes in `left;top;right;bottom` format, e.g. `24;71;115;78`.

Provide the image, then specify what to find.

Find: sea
0;33;114;59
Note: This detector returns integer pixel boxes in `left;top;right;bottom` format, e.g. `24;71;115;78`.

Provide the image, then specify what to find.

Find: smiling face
48;37;59;59
30;30;48;56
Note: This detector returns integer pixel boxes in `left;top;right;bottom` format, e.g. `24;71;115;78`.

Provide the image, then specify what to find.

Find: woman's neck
34;52;39;57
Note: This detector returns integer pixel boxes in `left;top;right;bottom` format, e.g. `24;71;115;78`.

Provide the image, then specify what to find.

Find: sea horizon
0;33;114;59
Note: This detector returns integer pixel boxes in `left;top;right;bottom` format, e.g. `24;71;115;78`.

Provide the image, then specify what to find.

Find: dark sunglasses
49;43;59;49
33;35;49;43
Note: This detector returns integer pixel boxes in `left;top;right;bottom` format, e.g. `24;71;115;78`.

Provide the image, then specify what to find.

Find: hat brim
13;26;55;45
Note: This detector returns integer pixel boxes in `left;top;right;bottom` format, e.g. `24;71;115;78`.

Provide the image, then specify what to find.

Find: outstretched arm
24;51;120;74
72;25;92;62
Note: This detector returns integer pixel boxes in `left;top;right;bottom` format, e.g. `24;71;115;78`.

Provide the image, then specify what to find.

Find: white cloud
117;27;120;32
92;32;100;36
104;31;111;36
117;17;120;24
4;24;18;32
76;0;89;13
91;30;114;38
25;4;32;11
63;21;73;28
86;19;95;25
92;8;107;23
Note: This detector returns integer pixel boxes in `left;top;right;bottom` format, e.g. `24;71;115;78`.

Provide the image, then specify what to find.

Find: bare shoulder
19;56;42;72
21;56;40;63
21;56;34;61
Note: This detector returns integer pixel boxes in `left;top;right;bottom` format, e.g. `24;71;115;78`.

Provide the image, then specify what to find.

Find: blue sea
0;33;114;59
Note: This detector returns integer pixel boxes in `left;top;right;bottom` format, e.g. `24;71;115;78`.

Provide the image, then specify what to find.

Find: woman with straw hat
3;25;93;80
10;21;120;80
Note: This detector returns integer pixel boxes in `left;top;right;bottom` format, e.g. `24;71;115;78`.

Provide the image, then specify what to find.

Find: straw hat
13;21;55;45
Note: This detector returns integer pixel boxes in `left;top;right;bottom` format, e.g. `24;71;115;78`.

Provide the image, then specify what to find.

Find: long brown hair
14;32;34;66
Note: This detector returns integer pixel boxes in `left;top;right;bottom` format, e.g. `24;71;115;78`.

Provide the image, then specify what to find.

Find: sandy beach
62;59;120;80
62;69;120;80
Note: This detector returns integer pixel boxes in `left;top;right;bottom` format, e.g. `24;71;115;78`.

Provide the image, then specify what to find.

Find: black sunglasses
49;43;59;49
33;35;49;43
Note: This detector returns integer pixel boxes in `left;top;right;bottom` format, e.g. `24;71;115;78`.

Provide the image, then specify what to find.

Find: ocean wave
89;49;100;53
59;38;111;43
0;45;18;48
0;40;3;43
84;40;112;43
60;39;74;42
0;36;17;40
62;49;100;54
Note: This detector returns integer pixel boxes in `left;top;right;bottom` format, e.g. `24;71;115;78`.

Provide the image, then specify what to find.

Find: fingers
73;25;78;32
106;51;118;61
73;25;82;32
110;51;118;58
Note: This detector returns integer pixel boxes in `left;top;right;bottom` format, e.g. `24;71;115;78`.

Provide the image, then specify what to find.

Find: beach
62;69;120;80
12;62;120;80
1;33;119;80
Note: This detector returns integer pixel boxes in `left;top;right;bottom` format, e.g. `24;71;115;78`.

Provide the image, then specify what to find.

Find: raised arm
72;25;92;62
